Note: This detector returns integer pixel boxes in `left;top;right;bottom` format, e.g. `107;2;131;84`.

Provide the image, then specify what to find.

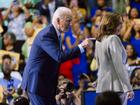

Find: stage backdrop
82;89;140;105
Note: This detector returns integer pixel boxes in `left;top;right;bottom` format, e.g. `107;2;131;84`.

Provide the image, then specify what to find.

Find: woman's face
72;22;81;35
115;17;123;35
91;24;99;38
3;35;11;46
130;8;139;19
12;6;21;18
126;45;134;57
133;23;140;32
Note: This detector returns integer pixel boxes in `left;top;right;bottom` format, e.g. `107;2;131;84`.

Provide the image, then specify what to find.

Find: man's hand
80;38;90;48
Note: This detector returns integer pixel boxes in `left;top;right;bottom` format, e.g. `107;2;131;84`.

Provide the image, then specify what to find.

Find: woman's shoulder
106;35;121;42
107;34;119;39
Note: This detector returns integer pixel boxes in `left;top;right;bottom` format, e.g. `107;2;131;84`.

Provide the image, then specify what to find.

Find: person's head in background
58;74;66;86
71;22;83;38
133;23;140;34
32;10;42;25
13;96;29;105
97;0;106;7
58;74;65;81
44;0;54;5
24;22;35;38
126;44;137;60
96;12;122;40
12;5;23;18
3;32;16;51
2;54;12;79
78;73;90;90
52;7;72;33
95;91;122;105
32;11;47;29
128;8;139;20
130;68;140;87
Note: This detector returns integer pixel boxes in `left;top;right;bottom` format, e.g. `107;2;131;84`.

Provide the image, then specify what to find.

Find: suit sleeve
108;36;133;92
40;34;81;63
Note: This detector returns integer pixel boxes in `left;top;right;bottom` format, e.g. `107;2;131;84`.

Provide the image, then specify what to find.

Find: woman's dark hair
128;7;140;19
2;54;12;61
125;43;137;60
4;32;16;44
95;91;122;105
13;96;29;105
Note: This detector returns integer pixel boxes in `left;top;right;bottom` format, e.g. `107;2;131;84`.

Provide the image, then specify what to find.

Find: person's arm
127;59;140;66
122;21;134;41
108;35;133;92
20;4;31;19
65;36;80;49
40;34;88;63
3;3;13;20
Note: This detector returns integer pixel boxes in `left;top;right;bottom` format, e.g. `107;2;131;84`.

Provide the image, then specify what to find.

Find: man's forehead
64;13;72;18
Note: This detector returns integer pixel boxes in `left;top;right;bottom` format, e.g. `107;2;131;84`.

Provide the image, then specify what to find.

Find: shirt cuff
78;44;85;53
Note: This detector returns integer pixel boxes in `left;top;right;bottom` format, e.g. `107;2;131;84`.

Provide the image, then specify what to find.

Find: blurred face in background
130;8;139;19
70;0;78;8
2;58;12;75
97;0;105;7
3;34;12;46
12;6;21;18
32;15;41;24
58;75;65;86
91;24;99;38
126;44;134;57
133;23;140;32
44;0;53;5
24;26;34;38
135;69;140;84
72;22;81;35
132;69;140;86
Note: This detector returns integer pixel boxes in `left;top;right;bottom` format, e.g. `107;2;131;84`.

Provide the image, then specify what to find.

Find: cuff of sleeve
78;44;85;53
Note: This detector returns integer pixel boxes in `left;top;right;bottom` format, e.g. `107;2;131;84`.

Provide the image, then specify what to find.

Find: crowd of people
0;0;140;105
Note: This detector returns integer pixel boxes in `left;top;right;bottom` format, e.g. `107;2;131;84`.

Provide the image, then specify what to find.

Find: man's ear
57;18;60;24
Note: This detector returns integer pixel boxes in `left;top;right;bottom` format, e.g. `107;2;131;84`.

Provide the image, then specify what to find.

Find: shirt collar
52;23;61;38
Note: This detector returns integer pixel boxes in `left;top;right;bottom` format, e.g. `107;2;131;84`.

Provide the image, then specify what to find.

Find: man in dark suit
22;7;89;105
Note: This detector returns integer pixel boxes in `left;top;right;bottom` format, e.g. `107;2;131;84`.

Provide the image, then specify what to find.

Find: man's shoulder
37;24;55;37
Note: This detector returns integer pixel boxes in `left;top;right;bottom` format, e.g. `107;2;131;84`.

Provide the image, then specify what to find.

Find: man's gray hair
52;7;72;24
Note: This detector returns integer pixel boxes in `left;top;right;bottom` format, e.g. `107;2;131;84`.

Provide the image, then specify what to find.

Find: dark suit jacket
22;24;81;101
